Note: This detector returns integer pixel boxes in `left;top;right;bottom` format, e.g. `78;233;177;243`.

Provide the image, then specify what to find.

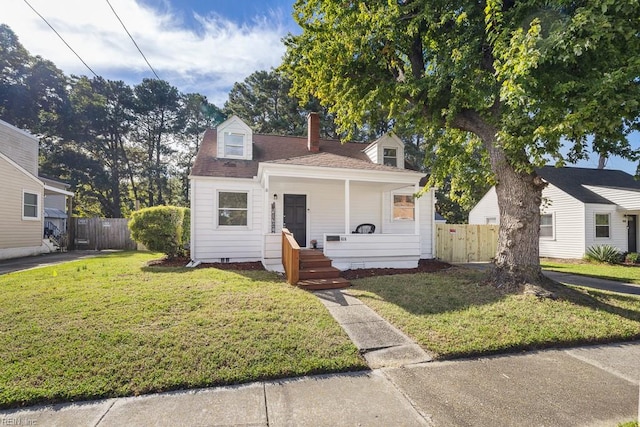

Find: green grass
348;268;640;359
0;252;365;409
542;259;640;284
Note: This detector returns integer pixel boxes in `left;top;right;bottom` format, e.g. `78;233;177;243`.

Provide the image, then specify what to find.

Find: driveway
0;251;100;275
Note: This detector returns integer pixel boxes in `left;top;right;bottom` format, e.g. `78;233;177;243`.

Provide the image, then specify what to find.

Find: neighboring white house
469;166;640;259
189;113;436;271
0;119;73;260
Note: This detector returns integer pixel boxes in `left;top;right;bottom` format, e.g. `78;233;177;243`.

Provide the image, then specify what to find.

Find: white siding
191;177;264;262
349;182;382;233
468;187;500;224
271;179;346;246
0;120;38;176
583;185;640;210
584;204;627;253
539;184;586;258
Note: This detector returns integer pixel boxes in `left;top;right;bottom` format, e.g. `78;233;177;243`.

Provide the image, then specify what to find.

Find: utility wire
22;0;99;78
106;0;161;80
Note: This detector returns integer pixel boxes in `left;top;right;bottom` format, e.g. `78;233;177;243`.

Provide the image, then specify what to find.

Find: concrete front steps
296;250;350;290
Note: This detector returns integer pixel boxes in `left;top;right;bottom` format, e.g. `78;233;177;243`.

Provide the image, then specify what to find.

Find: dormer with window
216;115;253;160
364;133;405;169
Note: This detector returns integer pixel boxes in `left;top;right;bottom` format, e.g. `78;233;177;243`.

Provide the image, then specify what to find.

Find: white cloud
2;0;292;106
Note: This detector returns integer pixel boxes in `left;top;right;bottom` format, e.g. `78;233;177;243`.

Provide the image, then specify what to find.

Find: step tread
297;277;351;290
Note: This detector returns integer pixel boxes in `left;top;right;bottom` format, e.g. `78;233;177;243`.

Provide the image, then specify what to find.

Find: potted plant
310;239;318;249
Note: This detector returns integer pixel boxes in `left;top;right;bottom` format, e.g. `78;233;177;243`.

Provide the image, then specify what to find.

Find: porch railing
282;228;300;285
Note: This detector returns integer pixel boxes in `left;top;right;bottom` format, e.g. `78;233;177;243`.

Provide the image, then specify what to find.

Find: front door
284;194;307;247
628;215;637;253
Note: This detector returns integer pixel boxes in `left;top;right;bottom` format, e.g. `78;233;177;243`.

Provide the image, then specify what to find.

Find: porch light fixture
273;194;278;200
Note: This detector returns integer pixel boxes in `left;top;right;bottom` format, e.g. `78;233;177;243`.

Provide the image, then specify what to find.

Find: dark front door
284;194;307;247
628;215;637;253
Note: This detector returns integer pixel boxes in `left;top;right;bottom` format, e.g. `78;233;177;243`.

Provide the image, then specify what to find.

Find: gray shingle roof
537;166;640;204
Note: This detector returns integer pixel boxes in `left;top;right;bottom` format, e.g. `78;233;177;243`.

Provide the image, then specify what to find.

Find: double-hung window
224;132;244;157
23;191;39;220
595;213;610;238
540;213;554;239
393;194;415;221
218;192;248;226
383;148;397;167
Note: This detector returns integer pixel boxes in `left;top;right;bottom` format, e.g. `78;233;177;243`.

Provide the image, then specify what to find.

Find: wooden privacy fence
70;217;137;251
435;224;499;263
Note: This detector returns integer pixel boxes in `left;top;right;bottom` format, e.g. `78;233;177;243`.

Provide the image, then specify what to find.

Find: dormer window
224;132;245;157
383;148;397;167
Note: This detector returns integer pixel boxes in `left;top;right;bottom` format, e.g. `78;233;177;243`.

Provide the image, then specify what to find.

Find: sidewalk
2;341;638;426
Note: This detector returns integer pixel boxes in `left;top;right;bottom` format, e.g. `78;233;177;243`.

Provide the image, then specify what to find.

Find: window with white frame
383;148;397;167
595;213;610;238
23;191;39;220
485;217;497;224
218;191;248;226
393;194;415;220
540;213;554;238
223;132;244;157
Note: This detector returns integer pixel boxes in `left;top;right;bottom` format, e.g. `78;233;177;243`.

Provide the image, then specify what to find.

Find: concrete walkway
314;289;433;368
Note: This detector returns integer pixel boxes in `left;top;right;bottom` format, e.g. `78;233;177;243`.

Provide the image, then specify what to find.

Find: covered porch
258;161;433;272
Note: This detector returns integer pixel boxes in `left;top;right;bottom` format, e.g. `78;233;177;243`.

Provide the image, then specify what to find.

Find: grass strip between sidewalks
348;267;640;359
0;252;366;409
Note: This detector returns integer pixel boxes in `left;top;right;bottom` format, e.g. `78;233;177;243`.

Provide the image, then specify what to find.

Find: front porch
263;231;422;273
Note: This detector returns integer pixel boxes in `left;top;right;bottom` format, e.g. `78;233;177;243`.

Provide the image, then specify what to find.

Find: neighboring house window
383;148;397;167
218;191;248;226
393;194;414;220
485;217;497;225
540;213;554;239
224;132;244;157
595;213;610;238
23;191;39;220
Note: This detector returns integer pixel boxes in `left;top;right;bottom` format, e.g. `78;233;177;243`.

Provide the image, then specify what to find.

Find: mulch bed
148;257;452;278
340;258;452;280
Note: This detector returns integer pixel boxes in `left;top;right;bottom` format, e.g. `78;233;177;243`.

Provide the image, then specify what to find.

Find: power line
106;0;161;80
22;0;99;78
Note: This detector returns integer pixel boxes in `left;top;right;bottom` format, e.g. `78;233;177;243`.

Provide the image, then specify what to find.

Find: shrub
585;245;622;264
129;206;190;258
625;252;640;264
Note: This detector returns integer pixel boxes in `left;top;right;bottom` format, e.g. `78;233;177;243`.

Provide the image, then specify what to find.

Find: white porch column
414;183;420;235
344;179;351;234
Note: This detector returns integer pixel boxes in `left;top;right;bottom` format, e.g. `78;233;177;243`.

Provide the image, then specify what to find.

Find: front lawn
348;267;640;359
542;259;640;284
0;252;365;409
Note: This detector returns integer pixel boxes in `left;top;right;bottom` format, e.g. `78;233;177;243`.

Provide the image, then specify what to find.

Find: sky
2;0;639;174
3;0;297;107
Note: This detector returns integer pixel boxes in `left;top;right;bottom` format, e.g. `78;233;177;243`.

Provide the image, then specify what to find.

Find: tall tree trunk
455;110;546;288
597;153;607;169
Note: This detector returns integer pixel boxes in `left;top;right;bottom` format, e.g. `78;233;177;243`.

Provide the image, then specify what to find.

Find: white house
0;119;73;259
189;113;436;272
469;166;640;258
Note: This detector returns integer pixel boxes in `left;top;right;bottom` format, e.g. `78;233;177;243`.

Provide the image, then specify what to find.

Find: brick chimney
307;112;320;153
